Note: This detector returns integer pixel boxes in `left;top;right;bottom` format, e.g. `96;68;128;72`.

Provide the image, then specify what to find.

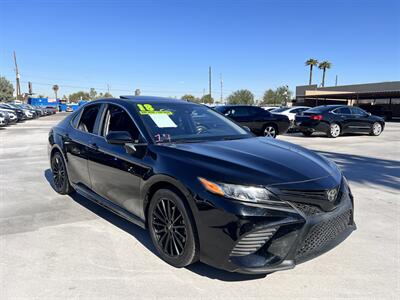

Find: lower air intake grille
295;209;352;260
230;227;277;257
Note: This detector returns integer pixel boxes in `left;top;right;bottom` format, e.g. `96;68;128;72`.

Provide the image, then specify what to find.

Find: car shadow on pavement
316;151;400;191
44;169;265;282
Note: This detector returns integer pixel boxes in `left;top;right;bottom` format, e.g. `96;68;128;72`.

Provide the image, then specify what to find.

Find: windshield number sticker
137;104;173;115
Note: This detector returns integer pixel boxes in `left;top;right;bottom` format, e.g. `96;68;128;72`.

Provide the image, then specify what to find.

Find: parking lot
0;112;399;299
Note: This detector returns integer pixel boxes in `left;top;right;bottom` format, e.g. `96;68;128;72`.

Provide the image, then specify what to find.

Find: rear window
305;106;331;113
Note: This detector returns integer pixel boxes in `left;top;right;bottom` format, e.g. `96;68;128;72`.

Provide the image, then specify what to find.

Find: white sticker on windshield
149;113;177;128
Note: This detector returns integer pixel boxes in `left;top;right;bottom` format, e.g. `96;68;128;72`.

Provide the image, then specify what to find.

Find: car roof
83;96;195;110
119;95;187;104
309;105;347;111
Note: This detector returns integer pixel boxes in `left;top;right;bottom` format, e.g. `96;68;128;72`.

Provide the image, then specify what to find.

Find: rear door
65;103;102;188
87;103;150;217
332;107;352;132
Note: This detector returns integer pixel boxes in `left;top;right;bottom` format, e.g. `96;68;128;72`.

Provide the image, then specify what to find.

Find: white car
271;106;311;122
0;113;6;126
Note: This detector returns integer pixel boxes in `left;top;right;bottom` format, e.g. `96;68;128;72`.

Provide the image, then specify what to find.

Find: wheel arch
142;175;198;228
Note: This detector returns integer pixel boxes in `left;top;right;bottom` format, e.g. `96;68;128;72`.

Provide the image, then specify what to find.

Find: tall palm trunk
321;68;326;87
54;91;58;99
309;65;313;85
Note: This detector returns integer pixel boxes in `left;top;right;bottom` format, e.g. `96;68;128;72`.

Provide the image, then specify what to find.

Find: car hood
157;137;341;188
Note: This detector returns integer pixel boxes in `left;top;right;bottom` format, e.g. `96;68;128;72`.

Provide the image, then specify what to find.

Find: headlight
198;177;279;204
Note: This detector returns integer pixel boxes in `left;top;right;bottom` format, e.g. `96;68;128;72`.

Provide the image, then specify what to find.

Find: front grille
295;209;352;260
230;227;277;257
291;202;323;216
280;189;328;201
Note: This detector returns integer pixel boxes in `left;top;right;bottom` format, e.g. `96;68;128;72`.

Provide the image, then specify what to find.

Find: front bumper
194;180;355;274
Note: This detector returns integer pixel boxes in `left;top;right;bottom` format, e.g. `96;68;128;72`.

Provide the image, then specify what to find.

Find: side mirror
243;126;251;132
106;131;134;144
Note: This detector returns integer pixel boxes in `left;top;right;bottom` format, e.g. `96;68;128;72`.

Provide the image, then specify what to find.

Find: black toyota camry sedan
48;96;355;274
296;105;385;138
214;105;290;138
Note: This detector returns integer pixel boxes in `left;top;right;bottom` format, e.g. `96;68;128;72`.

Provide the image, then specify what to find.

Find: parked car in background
271;106;311;123
66;106;73;112
0;108;18;124
48;96;355;274
46;106;58;114
295;105;385;138
214;105;290;138
0;112;6;127
0;103;29;120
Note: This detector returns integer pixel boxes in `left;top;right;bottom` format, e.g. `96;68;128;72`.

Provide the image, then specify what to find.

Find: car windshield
271;107;288;113
136;102;251;143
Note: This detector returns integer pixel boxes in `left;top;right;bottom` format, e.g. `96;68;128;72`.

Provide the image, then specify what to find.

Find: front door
87;103;150;217
349;107;372;132
224;106;254;130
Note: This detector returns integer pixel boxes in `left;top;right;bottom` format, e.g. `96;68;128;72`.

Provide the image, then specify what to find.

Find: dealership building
295;81;400;119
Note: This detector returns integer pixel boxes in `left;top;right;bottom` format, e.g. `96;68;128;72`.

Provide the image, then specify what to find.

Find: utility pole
220;73;223;103
208;66;212;98
335;75;338;86
13;51;22;101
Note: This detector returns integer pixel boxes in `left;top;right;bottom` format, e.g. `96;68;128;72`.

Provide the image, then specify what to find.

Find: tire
370;122;383;136
302;131;313;137
263;124;277;138
51;151;73;195
327;123;341;138
148;189;199;268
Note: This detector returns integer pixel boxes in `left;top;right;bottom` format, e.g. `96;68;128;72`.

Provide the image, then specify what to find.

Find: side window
230;107;250;117
350;107;366;115
102;104;140;141
71;111;81;128
291;108;300;114
335;107;351;115
77;104;101;133
248;107;262;116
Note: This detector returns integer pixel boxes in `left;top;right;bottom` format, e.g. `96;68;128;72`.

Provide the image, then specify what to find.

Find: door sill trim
73;183;146;229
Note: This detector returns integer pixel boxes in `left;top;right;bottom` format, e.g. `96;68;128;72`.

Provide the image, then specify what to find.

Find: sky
0;0;399;100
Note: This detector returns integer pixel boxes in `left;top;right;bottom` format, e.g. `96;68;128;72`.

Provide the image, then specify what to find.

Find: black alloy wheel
148;189;198;268
51;152;72;195
302;131;313;137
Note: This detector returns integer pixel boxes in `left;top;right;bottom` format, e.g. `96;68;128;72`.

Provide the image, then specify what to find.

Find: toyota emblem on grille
327;188;338;202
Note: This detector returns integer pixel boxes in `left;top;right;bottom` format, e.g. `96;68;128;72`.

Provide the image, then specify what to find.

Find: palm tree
318;61;332;87
305;58;318;85
52;84;59;99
